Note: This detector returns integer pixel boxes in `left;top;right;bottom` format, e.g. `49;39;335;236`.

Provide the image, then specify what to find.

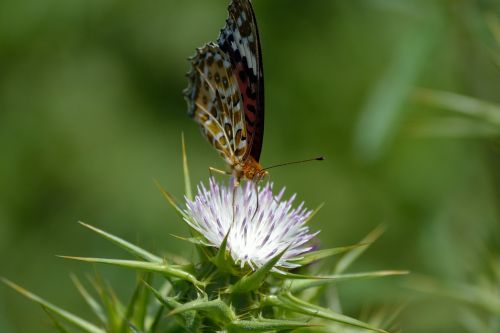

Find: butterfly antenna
262;156;325;171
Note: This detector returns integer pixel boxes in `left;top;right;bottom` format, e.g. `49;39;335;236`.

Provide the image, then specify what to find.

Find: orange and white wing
184;43;248;165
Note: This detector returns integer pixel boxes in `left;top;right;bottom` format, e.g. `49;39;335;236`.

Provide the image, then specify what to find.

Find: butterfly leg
232;183;238;225
250;180;260;221
251;173;266;221
209;167;230;178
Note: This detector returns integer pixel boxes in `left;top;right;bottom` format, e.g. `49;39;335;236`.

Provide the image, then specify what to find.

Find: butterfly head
253;169;269;183
235;156;268;182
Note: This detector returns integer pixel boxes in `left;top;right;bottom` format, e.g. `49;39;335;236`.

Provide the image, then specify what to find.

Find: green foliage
2;147;406;332
3;223;403;332
2;2;500;333
0;278;105;333
408;249;500;332
411;88;500;138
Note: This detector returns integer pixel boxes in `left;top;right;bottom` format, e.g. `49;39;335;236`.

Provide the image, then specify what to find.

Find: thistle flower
184;177;319;271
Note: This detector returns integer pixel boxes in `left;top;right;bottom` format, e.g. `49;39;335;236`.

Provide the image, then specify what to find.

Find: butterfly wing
184;43;248;165
218;0;265;162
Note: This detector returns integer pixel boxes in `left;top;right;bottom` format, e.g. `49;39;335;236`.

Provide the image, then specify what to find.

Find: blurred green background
1;0;500;332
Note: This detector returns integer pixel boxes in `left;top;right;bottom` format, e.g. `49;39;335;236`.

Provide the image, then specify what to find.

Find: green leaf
226;318;313;332
289;270;409;293
335;225;385;274
168;298;236;325
407;275;500;316
70;275;107;325
1;278;105;333
292;243;369;266
412;88;500;127
265;292;387;333
59;256;204;288
411;116;500;138
181;133;193;201
79;222;162;263
227;248;288;293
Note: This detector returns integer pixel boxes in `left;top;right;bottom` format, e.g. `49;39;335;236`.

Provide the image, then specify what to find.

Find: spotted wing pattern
185;43;248;164
218;0;265;162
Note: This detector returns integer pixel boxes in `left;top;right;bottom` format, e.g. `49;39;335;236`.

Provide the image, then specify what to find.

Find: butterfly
184;0;266;183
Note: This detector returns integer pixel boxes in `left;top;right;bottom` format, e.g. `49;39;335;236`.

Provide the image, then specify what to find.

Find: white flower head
184;177;319;271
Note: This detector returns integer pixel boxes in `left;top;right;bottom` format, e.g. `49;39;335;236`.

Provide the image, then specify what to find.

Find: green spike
292;243;369;266
121;274;151;333
303;202;324;225
335;224;386;274
84;272;123;329
289;270;409;293
272;271;333;280
96;280;124;332
78;222;162;263
227;247;288;293
181;133;193;201
168;298;236;325
226;318;313;332
160;251;191;266
407;275;500;317
145;305;164;333
50;320;74;333
144;282;170;332
43;308;77;333
59;256;204;288
169;234;211;246
143;282;199;331
264;292;388;333
155;181;188;219
411;88;500;127
1;278;106;333
372;303;406;330
84;274;110;320
70;275;107;324
128;324;142;333
169;233;214;264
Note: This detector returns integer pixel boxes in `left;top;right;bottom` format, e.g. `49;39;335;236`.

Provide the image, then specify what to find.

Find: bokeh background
1;0;500;332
